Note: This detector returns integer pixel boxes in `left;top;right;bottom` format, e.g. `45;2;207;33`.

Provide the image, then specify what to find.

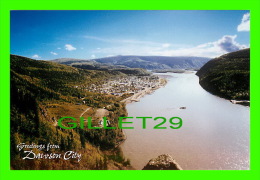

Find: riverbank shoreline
120;77;167;104
117;76;167;169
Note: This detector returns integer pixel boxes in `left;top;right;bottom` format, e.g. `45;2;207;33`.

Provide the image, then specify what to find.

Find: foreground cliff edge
143;154;182;170
196;48;250;106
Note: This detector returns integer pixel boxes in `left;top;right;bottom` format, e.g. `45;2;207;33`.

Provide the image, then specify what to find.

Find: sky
11;10;250;60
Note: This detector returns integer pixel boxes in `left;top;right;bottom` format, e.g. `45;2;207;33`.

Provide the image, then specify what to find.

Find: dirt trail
80;107;91;117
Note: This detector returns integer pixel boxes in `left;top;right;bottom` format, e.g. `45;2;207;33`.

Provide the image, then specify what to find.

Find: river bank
115;76;167;168
120;77;167;104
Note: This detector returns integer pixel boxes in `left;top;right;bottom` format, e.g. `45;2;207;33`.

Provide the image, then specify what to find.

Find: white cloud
91;54;96;59
50;52;58;55
162;43;171;48
32;54;41;59
65;44;76;51
215;35;246;52
57;47;61;49
153;35;247;57
237;12;250;32
91;35;247;58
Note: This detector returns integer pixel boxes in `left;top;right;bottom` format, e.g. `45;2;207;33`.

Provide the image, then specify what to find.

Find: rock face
142;154;182;170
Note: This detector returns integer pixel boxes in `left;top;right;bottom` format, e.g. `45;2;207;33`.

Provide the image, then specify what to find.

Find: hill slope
11;55;132;170
196;48;250;101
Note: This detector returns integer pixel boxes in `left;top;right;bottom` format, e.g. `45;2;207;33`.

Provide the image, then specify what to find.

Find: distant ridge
52;55;211;70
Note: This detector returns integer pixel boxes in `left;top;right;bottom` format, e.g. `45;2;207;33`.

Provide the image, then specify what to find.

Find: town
83;75;165;96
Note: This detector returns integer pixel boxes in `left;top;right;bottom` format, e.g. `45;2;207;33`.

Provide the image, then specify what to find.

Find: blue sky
11;10;250;59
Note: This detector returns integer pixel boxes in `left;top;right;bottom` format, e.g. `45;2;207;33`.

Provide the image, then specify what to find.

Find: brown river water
121;72;249;170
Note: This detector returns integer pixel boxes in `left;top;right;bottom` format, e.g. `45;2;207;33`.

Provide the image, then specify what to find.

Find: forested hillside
196;48;250;101
11;55;132;170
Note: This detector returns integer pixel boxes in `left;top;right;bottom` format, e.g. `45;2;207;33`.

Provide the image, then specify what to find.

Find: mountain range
52;55;211;70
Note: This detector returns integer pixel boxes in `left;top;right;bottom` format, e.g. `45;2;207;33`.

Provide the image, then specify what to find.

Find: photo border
1;0;260;179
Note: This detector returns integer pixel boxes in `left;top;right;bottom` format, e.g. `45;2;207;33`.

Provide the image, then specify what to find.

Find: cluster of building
84;76;161;96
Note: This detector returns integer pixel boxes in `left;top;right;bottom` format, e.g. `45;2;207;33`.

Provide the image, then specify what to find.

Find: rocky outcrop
142;154;182;170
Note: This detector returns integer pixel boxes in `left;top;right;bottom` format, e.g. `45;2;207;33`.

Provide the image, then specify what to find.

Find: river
121;72;249;170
